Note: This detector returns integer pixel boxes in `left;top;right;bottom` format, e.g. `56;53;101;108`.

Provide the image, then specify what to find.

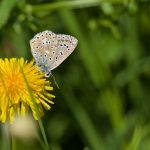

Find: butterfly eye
45;72;50;78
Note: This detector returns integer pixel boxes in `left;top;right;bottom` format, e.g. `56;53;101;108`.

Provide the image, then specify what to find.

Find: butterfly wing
30;30;58;73
30;31;78;76
49;34;78;70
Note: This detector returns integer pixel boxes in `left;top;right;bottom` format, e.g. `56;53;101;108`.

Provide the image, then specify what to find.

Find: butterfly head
45;72;51;78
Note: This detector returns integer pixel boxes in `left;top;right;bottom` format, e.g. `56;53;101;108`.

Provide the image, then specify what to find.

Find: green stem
27;0;123;14
1;124;11;150
20;66;51;150
28;0;104;13
36;134;47;150
12;136;16;150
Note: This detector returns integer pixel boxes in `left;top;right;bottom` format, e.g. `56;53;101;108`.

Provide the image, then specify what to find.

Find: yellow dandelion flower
0;58;55;123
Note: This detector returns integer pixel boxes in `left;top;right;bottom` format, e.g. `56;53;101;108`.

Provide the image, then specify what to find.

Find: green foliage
0;0;150;150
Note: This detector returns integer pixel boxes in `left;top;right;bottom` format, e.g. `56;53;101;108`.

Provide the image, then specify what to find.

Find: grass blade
0;0;16;29
20;65;51;150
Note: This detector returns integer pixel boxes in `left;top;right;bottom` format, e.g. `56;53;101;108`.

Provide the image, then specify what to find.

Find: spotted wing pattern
30;30;78;76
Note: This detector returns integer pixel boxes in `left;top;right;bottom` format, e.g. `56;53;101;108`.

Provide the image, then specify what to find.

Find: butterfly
30;30;78;78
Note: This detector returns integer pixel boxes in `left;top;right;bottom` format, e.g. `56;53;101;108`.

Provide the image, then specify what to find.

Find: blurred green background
1;0;150;150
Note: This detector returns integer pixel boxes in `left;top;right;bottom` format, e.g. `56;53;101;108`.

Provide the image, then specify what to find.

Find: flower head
0;58;54;123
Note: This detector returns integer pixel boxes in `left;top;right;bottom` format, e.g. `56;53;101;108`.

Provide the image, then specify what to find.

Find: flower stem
1;124;11;150
12;136;16;150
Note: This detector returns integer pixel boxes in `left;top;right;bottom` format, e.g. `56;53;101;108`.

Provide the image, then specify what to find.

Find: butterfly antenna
50;73;60;89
